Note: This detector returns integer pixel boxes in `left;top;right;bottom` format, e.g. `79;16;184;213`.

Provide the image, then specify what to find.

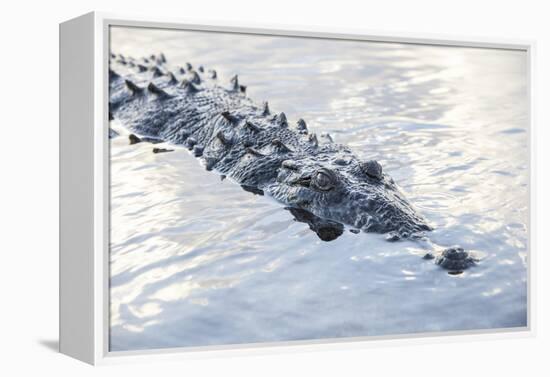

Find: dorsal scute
276;112;288;127
181;79;199;94
190;71;201;85
296;118;308;133
230;75;239;91
147;82;168;97
221;111;239;124
262;101;270;116
125;79;143;95
167;72;178;85
152;66;164;78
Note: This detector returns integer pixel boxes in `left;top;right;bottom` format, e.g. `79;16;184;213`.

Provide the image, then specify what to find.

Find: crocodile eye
312;168;336;191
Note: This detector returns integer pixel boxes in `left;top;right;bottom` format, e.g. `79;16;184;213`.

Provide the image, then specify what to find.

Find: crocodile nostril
334;158;351;166
282;160;299;171
361;160;383;180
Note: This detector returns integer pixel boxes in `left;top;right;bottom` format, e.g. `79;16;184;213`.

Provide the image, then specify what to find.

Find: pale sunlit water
109;27;529;351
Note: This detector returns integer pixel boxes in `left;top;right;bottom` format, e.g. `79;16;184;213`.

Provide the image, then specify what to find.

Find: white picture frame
59;11;536;365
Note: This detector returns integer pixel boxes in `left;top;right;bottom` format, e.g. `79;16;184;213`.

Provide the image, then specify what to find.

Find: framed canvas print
59;12;535;365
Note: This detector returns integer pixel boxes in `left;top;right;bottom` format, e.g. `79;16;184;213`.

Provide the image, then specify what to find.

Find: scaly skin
109;52;433;239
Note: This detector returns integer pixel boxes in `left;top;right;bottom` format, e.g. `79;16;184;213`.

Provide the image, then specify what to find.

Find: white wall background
0;0;547;375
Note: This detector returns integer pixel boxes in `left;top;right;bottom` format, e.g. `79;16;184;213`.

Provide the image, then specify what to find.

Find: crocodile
109;53;475;271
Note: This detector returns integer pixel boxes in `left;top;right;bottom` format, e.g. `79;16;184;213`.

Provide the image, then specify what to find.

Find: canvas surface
108;26;528;351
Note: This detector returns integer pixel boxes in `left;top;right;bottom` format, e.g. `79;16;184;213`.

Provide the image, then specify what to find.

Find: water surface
109;27;528;351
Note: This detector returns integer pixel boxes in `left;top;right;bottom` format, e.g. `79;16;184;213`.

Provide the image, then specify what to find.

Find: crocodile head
267;154;431;237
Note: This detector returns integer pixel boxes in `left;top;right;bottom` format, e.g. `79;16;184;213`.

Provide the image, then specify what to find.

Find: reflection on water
287;207;345;241
109;27;528;351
